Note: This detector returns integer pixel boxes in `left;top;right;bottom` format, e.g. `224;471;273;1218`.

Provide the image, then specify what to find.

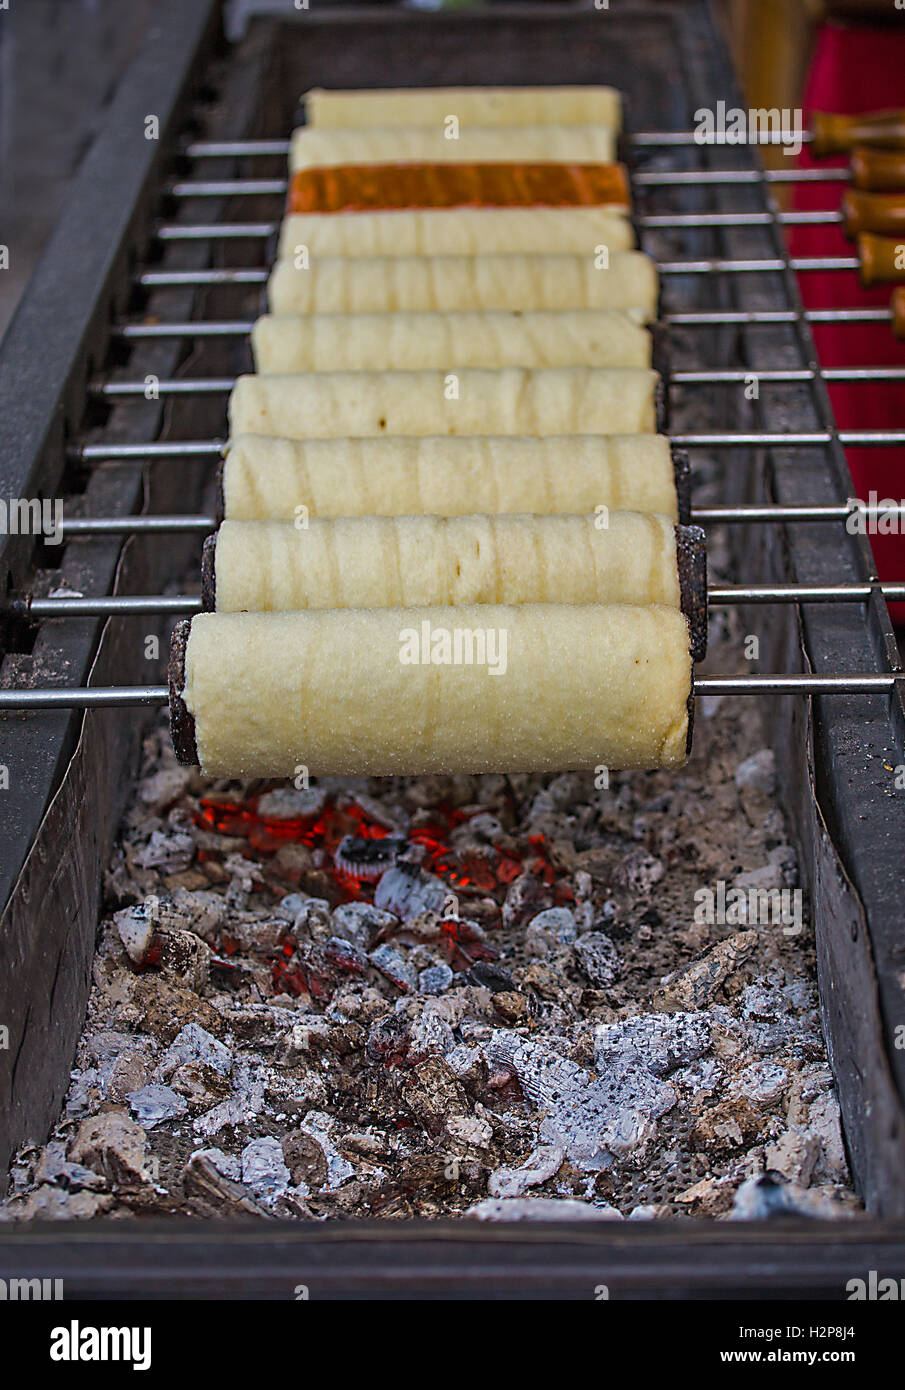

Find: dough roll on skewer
203;512;696;614
220;433;685;523
288;161;632;213
304;86;622;130
289;125;617;174
251;310;652;373
228;367;660;440
169;604;693;778
277;206;635;259
267;251;658;316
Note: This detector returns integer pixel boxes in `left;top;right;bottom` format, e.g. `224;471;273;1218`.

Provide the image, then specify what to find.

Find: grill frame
1;0;905;1288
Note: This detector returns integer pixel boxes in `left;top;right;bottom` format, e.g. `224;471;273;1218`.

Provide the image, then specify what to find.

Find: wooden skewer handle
851;146;905;192
813;110;905;158
857;232;905;287
842;190;905;239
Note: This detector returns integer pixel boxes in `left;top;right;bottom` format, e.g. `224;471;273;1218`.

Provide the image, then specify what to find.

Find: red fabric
790;22;905;615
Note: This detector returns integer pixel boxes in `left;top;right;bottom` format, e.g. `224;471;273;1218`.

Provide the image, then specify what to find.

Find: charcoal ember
572;932;620;988
492;991;529;1024
276;1016;334;1063
525;907;577;959
438;915;498;965
171;886;224;943
352;790;410;832
467;1196;622;1222
126;1082;189;1128
406;1007;456;1062
339;1129;391;1161
241;1137;291;1203
159;1023;233;1080
611;849;665;896
764;1130;820;1187
281;1129;329;1188
2;1186;116;1222
69;1111;151;1187
369;942;418;992
467;961;514;992
273;842;316;881
325;934;368;976
157;929;212;992
265;1068;329;1115
167;1063;232;1112
734;748;776;796
654;931;758;1011
295;1112;355;1188
445;1045;489;1096
274;893;332;937
418;962;455;995
138;766;194;815
331;901;399;951
445;1110;494;1154
182;1152;272;1218
365;1013;413;1067
402;1057;471;1136
221;917;291;958
731;1060;788;1111
450;812;505;847
213;1001;299;1047
112;902;160;967
501;872;546;928
595;1012;713;1077
128;827;196;874
374;863;449;919
335;834;406;881
485;1030;675;1169
488;1144;565;1199
728;1170;856;1222
84;1030;158;1101
392;1152;465;1196
257;786;327;820
33;1142;107;1194
520;958;579;1008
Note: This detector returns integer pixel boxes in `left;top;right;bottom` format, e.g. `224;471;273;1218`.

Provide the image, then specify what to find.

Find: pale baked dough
304;87;622;130
267;251;658;317
212;512;681;612
221;433;678;521
289;124;617;173
228;367;659;439
277;207;635;260
251;310;651;373
180;604;691;777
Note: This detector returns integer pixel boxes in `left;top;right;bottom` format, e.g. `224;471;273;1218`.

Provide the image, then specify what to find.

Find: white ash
0;612;861;1223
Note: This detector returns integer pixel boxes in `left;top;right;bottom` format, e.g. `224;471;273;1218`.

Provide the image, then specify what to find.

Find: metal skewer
68;431;905;456
113;306;895;342
88;365;905;399
12;582;905;619
0;673;898;710
52;504;905;537
153;209;845;242
183;134;823;158
135;255;862;289
164;168;852;199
